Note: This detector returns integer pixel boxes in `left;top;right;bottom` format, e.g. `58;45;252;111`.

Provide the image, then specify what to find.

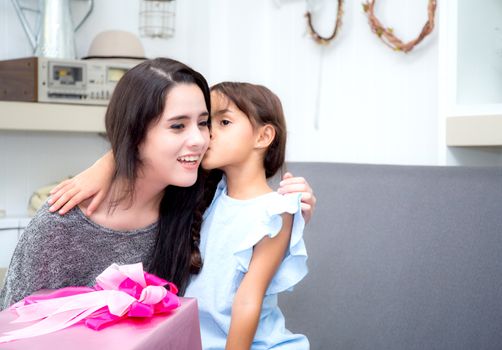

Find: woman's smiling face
139;83;210;187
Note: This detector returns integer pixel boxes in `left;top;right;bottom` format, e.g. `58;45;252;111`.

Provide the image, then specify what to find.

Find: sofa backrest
277;162;502;350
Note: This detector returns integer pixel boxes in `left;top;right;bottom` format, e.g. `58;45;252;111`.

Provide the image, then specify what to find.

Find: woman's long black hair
105;57;210;294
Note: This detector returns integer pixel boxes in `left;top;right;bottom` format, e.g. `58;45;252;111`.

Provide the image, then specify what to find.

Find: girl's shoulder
261;191;303;217
214;177;302;214
233;191;308;295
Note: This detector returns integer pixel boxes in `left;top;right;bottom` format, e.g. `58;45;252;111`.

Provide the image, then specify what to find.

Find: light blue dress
185;177;309;350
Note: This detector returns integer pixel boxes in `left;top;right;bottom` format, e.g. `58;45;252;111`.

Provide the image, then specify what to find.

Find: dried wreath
363;0;437;53
305;0;345;45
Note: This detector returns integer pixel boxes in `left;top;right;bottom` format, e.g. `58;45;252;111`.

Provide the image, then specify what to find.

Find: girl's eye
220;119;231;126
170;124;184;130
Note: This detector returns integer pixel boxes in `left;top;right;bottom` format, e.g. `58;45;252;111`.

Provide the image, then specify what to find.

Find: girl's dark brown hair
105;57;210;294
211;82;287;178
196;82;288;233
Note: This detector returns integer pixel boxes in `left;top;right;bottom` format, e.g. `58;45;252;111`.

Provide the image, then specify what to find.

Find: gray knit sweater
0;202;158;310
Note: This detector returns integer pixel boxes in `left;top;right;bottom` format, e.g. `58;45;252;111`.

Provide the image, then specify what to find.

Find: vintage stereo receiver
0;57;139;105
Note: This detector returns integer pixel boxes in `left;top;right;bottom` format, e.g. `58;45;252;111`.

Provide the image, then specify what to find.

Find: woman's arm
225;214;293;350
48;151;115;215
278;173;317;224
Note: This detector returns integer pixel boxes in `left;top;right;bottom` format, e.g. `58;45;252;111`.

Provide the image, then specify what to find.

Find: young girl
185;82;309;349
1;57;212;308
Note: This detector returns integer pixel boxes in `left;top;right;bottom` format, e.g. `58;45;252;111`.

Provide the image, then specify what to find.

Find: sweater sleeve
0;205;65;310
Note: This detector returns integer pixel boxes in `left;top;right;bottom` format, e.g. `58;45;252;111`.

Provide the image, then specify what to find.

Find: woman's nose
187;126;208;149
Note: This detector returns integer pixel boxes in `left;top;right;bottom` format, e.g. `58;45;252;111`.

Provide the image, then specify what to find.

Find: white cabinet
0;217;30;268
440;0;502;146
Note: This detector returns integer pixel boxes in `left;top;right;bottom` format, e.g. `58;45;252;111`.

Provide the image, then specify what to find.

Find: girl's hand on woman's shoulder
48;151;114;216
277;172;317;224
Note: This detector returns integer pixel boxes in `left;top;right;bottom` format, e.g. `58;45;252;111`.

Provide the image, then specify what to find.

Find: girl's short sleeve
233;193;308;295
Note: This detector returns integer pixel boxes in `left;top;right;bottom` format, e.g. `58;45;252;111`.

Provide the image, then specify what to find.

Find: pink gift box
0;297;202;350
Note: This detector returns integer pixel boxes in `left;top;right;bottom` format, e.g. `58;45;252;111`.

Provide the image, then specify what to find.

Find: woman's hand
48;151;114;216
277;172;317;224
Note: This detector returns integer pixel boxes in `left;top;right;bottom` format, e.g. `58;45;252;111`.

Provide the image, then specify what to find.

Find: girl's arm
48;157;317;222
225;214;294;350
48;151;115;215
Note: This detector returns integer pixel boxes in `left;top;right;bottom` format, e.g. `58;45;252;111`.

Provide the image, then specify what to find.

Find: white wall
203;0;440;165
0;0;499;216
0;131;109;216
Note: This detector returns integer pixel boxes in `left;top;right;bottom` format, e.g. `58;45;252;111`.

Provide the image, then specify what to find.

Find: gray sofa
278;162;502;350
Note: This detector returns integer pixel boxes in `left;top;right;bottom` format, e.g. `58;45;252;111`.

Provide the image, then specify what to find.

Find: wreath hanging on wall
305;0;345;45
362;0;437;53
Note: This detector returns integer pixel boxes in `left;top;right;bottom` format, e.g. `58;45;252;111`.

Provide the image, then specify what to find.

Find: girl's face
202;91;256;171
140;83;210;187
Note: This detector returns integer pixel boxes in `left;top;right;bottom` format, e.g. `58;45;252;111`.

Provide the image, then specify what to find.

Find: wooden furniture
0;57;38;102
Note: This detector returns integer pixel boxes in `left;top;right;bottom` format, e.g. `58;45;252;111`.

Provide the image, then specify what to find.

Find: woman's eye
170;124;184;130
199;120;209;127
220;119;231;126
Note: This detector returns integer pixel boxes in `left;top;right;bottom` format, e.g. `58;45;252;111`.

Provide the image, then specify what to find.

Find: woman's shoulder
30;201;82;226
21;201;83;241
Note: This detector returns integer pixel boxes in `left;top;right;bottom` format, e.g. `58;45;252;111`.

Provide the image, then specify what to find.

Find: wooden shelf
0;101;106;133
446;114;502;146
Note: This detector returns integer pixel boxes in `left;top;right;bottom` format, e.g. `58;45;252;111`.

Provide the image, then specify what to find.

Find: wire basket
139;0;176;39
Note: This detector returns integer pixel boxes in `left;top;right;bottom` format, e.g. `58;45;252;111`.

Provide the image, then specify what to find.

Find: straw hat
84;30;146;60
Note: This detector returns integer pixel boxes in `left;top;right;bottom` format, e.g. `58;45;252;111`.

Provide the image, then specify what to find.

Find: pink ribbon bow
0;263;180;343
